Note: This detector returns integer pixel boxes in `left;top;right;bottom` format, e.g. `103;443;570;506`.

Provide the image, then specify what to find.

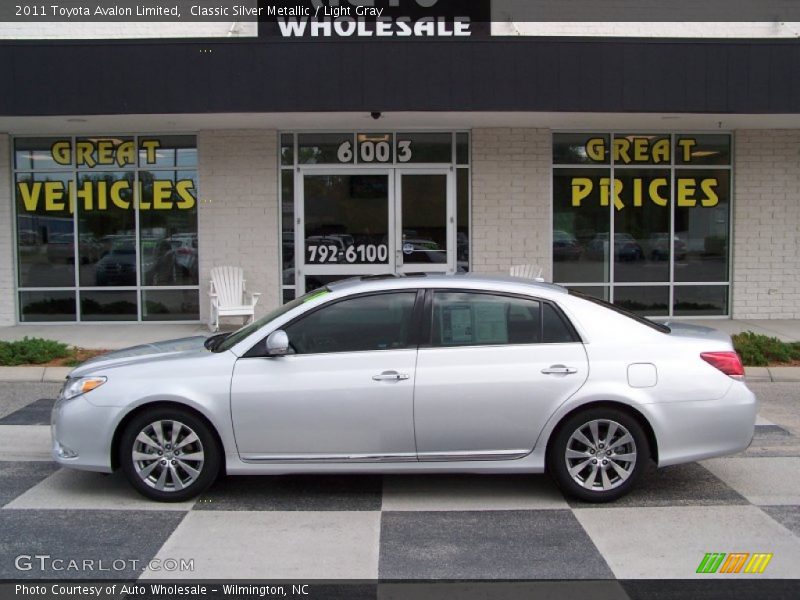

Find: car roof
326;273;569;297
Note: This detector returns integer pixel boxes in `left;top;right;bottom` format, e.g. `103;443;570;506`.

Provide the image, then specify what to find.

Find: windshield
568;290;671;334
212;288;332;353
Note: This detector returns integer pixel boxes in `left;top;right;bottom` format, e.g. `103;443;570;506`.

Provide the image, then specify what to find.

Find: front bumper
51;393;119;473
643;381;757;467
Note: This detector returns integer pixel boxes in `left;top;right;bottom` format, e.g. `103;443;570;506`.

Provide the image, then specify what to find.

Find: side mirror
265;330;290;357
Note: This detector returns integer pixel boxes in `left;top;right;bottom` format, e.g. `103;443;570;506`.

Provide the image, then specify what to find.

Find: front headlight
60;376;107;401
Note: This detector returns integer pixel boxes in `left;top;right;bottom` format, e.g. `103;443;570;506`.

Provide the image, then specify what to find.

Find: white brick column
0;134;15;325
470;128;552;278
197;130;279;323
732;130;800;319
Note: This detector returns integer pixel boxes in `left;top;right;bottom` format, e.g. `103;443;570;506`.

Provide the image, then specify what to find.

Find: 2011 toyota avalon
51;274;756;502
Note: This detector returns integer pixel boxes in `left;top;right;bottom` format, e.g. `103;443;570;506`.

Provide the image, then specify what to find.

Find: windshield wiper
204;332;232;351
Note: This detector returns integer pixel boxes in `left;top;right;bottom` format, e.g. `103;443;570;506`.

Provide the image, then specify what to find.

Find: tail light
701;351;745;379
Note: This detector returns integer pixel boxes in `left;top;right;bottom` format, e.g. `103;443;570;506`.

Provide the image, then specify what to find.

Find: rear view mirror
265;330;290;357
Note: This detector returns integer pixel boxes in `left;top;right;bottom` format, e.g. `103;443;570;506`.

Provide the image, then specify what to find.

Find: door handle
372;371;410;382
541;365;578;375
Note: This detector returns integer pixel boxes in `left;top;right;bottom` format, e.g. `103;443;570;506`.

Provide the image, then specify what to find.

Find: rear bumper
643;382;757;467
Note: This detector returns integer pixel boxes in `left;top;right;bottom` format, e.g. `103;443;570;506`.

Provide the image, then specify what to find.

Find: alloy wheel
564;419;638;492
132;420;205;492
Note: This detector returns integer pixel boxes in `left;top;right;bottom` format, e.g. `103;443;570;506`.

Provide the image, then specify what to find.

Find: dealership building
1;13;799;326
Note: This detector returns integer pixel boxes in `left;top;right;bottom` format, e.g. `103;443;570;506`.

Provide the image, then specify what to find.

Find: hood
69;336;210;377
658;321;733;344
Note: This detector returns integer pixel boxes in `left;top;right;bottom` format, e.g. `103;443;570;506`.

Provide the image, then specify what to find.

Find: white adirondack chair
509;264;544;280
208;266;261;332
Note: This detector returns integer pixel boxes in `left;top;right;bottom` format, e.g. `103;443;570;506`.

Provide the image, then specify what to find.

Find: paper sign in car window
442;304;473;344
473;302;508;344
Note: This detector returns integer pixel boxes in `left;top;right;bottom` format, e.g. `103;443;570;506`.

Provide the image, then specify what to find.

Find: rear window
569;290;671;334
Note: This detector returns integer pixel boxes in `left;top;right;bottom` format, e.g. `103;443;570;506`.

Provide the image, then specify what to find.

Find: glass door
296;169;455;294
395;170;454;274
297;171;394;294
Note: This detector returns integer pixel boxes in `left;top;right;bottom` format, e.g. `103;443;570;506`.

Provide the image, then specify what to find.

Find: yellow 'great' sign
570;137;721;210
17;139;196;213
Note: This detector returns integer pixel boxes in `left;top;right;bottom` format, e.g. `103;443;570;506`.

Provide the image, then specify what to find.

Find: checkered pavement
1;397;800;583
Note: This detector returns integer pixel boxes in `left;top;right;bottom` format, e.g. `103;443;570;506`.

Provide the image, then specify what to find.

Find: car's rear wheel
120;407;220;502
548;408;649;502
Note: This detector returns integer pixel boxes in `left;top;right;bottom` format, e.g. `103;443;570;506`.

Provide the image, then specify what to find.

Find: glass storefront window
139;170;199;286
281;134;294;166
614;286;670;317
675;134;731;166
76;137;135;169
357;133;394;164
674;169;730;283
456;133;470;165
395;133;453;164
138;136;197;168
80;290;138;321
13;136;200;322
142;289;201;321
674;286;729;316
298;133;355;165
15;171;76;288
281;169;295;275
457;168;470;272
613;169;671;283
19;291;76;322
553;133;610;165
553;168;611;284
15;138;72;170
75;171;136;287
553;133;732;316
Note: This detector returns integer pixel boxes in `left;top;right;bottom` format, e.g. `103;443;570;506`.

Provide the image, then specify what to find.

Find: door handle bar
372;372;410;382
541;365;578;375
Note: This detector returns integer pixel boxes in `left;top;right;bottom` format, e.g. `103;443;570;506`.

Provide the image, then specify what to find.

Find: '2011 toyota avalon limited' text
52;274;757;502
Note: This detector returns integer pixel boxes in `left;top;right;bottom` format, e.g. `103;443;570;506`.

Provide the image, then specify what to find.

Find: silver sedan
52;275;757;502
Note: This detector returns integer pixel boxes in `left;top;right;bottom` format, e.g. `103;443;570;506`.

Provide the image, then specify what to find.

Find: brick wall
732;130;800;319
197;130;279;325
471;128;552;278
0;135;14;326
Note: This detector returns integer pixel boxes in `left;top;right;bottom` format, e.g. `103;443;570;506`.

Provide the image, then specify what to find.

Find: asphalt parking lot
0;381;799;590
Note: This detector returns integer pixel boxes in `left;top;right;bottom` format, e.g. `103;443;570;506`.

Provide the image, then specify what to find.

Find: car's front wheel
120;407;220;502
548;408;649;502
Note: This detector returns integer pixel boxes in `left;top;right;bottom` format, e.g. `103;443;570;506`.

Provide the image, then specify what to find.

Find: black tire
547;407;650;503
120;407;220;502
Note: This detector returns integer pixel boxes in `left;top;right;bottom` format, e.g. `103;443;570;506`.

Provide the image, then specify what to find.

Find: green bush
0;337;71;366
732;331;800;367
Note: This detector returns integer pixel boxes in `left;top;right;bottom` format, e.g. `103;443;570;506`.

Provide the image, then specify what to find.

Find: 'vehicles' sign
16;139;197;213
